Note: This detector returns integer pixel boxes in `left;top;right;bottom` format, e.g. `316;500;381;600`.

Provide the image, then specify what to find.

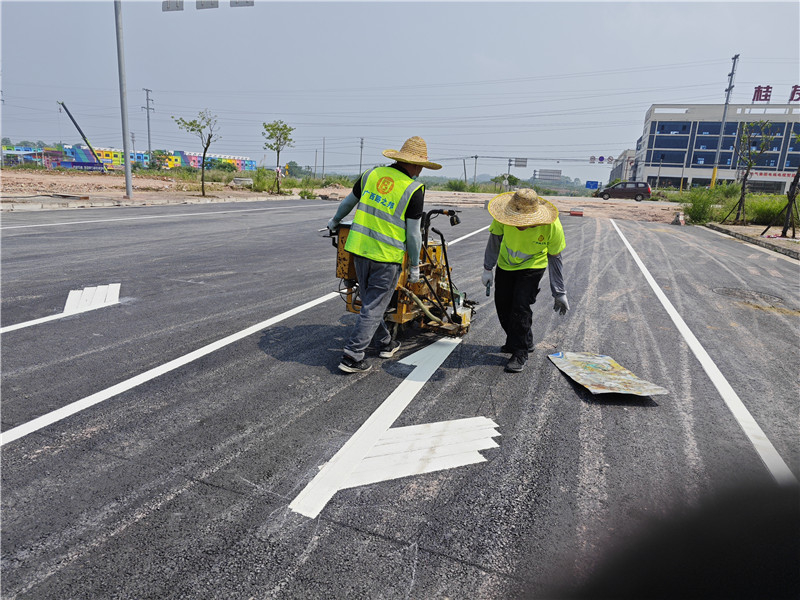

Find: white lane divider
290;337;499;519
1;284;122;334
0;292;339;446
611;219;797;486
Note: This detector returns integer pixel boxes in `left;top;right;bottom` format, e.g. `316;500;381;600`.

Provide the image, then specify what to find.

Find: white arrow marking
1;284;122;334
342;417;500;489
290;337;501;519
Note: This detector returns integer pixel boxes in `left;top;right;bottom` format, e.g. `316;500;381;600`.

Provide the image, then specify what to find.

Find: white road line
289;337;462;519
450;225;490;245
611;219;797;485
0;292;339;446
0;204;330;230
1;284;123;334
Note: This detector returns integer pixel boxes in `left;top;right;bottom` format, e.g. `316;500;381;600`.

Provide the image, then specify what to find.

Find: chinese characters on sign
752;84;800;102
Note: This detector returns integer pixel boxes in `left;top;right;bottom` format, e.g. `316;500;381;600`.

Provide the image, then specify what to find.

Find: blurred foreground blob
551;483;800;599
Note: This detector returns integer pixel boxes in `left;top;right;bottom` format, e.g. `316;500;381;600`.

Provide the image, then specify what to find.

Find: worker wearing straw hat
482;188;569;373
327;136;442;374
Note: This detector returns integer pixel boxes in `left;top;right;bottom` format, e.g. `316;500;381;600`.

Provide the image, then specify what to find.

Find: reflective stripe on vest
345;167;423;263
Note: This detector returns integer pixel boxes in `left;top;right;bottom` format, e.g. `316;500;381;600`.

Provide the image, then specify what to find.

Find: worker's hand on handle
326;218;339;235
407;265;420;283
553;293;569;316
481;268;493;297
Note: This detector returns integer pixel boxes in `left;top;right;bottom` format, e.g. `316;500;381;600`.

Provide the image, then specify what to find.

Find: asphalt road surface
2;200;798;599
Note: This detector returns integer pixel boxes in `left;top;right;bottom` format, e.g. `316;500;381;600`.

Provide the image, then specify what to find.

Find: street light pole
710;54;739;190
114;0;133;198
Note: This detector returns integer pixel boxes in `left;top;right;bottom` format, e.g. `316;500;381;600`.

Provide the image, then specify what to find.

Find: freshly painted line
1;284;123;334
611;219;797;485
0;204;330;230
289;337;462;519
450;225;490;245
343;452;489;490
0;292;340;446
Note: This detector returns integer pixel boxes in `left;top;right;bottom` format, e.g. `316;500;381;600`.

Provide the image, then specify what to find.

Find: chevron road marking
0;284;122;334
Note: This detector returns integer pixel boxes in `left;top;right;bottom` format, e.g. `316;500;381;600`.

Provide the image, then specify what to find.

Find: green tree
725;121;776;224
2;137;12;146
173;109;220;196
286;160;311;178
261;119;294;193
149;149;169;170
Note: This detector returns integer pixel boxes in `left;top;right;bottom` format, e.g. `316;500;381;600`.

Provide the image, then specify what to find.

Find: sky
1;0;798;184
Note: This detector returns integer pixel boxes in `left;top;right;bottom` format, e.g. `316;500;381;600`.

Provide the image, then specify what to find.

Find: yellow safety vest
489;218;566;270
345;166;423;263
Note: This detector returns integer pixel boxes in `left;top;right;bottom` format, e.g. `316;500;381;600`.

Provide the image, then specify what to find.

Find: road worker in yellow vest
482;189;569;373
327;136;442;373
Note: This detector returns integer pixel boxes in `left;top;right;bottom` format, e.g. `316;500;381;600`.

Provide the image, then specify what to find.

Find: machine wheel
602;193;610;200
635;194;644;202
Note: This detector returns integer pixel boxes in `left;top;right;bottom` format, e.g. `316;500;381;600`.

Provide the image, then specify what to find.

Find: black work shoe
505;353;527;373
338;355;371;374
378;339;401;358
501;343;534;353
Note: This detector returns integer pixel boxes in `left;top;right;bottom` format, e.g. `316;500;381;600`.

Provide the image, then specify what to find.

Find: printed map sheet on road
549;351;669;396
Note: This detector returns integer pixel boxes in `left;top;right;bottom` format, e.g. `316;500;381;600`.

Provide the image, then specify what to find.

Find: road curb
706;223;800;260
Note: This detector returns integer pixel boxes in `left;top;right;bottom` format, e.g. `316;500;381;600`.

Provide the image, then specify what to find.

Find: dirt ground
0;169;681;223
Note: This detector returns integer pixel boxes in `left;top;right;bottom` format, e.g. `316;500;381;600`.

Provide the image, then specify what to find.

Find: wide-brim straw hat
382;136;442;170
488;188;559;227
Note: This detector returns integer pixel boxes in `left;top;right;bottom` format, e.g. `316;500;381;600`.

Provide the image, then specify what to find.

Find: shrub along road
1;201;798;598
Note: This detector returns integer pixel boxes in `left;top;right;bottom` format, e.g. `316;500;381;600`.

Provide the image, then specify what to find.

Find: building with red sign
631;103;800;193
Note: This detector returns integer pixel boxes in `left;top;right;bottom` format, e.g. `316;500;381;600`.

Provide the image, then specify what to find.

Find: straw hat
488;188;559;227
382;136;442;170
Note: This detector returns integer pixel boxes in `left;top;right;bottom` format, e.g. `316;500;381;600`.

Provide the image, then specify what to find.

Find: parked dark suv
594;181;651;201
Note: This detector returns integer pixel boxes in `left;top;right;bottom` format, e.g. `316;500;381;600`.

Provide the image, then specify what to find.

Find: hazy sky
2;0;798;182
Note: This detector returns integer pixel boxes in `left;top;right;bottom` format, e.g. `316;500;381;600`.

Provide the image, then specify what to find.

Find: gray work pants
343;255;401;362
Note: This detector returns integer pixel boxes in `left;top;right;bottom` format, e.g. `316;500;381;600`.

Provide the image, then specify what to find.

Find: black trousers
494;266;546;355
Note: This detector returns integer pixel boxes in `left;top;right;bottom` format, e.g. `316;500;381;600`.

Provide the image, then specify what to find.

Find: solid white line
289;337;462;519
611;219;797;485
0;292;339;446
0;204;330;230
450;225;490;245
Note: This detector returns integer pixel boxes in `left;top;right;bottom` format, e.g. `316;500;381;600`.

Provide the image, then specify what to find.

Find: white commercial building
631;103;800;193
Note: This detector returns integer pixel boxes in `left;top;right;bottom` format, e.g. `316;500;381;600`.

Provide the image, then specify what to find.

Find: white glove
326;218;339;235
553;294;569;315
408;266;420;283
481;269;493;288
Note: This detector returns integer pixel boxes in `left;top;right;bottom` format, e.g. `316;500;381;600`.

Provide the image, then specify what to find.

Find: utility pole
463;158;467;184
359;137;364;174
322;137;325;179
114;0;133;198
142;88;154;162
131;132;136;166
473;155;478;186
314;149;318;179
710;53;739;190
